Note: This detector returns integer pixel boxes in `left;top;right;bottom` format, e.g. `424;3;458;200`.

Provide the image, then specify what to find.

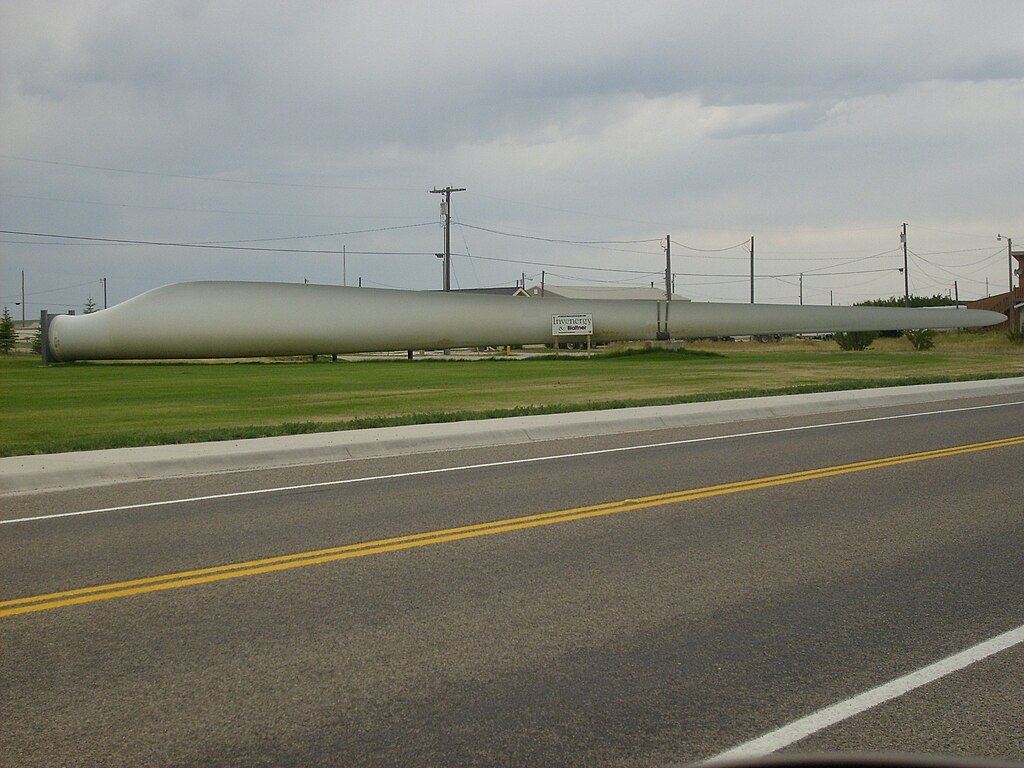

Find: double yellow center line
3;434;1022;619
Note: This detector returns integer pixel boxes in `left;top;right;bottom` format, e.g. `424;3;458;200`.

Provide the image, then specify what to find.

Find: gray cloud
2;1;1022;309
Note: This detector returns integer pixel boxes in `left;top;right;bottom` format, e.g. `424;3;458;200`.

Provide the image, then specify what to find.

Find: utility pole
901;223;909;307
664;235;672;300
342;245;346;287
21;270;25;322
430;186;465;291
102;277;107;309
749;236;755;304
799;273;804;306
997;234;1015;331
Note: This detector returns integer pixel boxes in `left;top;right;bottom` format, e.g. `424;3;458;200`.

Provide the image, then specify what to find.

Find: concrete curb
3;377;1023;496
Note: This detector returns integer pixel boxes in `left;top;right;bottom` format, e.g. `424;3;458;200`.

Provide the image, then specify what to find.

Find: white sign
551;313;593;336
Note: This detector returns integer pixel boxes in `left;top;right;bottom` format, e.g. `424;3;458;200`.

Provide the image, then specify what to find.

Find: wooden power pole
430;186;465;292
664;235;672;300
901;223;910;307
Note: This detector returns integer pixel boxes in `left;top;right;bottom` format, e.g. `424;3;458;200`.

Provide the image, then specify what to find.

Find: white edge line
3;400;1022;526
705;622;1024;763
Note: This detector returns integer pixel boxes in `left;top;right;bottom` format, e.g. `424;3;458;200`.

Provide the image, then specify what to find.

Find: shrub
833;331;878;351
903;328;936;351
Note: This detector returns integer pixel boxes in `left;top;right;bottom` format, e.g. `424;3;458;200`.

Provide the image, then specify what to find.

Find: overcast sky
2;0;1022;315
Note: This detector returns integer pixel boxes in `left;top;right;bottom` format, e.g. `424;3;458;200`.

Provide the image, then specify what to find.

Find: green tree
0;306;16;354
857;294;957;308
84;295;98;314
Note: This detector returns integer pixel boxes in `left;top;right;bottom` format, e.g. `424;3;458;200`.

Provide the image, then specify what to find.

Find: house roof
448;286;530;297
527;285;690;301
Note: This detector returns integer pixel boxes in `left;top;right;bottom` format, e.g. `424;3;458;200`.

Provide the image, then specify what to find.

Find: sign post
551;314;593;357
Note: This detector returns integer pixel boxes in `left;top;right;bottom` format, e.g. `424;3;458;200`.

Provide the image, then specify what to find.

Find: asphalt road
2;393;1023;767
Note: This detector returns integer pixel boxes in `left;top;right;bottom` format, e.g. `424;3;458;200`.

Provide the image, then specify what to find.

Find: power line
455;221;663;255
0;154;421;192
677;277;750;287
750;251;898;262
670;238;751;253
0;192;430;221
358;279;416;290
3;228;913;282
909;224;997;239
910;250;1004;271
460;252;659;275
462;248;902;279
462;190;697;231
457;220;754;256
457;220;756;258
828;273;901;292
541;270;662;285
907;251;990;287
793;266;899;278
799;247;902;275
0;229;436;256
191;222;436;245
913;246;1003;257
0;239;107;246
1;278;103;300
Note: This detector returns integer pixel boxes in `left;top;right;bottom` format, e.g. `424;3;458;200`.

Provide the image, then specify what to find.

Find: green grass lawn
1;332;1021;456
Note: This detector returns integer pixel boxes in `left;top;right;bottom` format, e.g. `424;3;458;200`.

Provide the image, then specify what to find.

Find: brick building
966;252;1023;331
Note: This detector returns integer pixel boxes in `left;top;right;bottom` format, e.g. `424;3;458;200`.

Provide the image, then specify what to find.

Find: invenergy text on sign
551;313;593;336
